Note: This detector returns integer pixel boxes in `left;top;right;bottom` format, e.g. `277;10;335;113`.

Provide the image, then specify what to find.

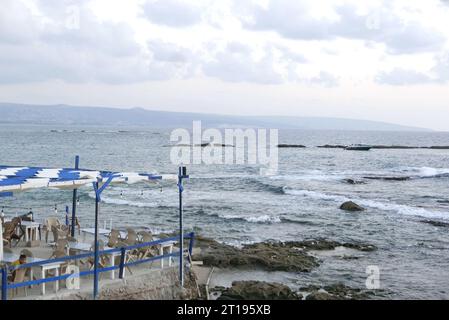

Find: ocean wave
270;171;345;182
282;187;350;202
88;192;158;208
282;187;449;220
394;166;449;179
216;213;282;224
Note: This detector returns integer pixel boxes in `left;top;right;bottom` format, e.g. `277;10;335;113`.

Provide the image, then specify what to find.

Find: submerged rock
302;283;380;300
420;220;449;228
340;201;365;211
288;239;377;252
363;176;410;181
218;281;301;300
342;178;366;185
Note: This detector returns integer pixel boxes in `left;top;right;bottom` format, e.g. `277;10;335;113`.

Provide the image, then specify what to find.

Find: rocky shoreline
190;235;379;300
192;236;376;272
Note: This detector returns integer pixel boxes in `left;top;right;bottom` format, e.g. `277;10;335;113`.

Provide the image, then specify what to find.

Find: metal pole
178;167;184;287
71;155;79;237
93;182;100;300
1;266;7;301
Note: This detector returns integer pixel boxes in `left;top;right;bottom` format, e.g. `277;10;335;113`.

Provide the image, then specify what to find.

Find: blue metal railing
1;232;195;300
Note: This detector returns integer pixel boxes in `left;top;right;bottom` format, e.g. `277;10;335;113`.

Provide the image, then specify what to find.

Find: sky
0;0;448;130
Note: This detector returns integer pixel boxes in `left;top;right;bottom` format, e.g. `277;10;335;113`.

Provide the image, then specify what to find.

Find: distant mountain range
0;102;430;131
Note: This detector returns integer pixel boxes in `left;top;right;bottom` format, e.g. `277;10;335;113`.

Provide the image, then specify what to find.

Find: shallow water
1;125;449;299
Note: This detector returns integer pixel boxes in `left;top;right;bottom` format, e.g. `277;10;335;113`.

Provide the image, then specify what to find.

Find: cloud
309;71;338;87
201;42;284;84
142;0;202;27
376;52;449;86
0;0;195;84
375;68;433;85
238;0;446;55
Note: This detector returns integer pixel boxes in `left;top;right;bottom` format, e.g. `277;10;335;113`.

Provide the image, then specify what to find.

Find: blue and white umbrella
0;165;177;260
0;165;177;193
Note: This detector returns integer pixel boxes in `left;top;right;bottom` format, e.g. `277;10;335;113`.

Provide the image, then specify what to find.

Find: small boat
345;144;372;151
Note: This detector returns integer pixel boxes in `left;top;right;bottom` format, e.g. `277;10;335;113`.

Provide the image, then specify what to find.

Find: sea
1;124;449;299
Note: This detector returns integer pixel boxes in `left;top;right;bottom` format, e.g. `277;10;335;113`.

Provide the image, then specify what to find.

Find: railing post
119;247;126;279
1;266;7;301
71;155;79;238
188;232;195;259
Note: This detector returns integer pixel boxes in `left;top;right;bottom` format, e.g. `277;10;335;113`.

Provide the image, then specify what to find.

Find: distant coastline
0;102;431;132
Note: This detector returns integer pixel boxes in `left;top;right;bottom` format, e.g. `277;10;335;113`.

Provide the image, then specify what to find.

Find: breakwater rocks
218;281;302;300
363;176;410;181
210;281;380;300
277;144;306;148
316;145;449;149
192;236;376;272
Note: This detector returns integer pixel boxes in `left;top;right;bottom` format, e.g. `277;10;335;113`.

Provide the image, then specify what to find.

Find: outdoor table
115;234;176;268
158;239;176;268
80;228;111;242
20;221;41;242
68;242;121;280
1;252;63;295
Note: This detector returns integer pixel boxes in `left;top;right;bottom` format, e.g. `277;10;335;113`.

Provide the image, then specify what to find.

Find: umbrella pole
71;155;79;237
93;182;100;300
178;167;184;287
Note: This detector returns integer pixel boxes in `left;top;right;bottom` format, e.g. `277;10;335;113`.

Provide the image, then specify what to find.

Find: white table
1;253;63;295
20;221;41;242
159;240;176;268
80;228;111;241
68;242;121;280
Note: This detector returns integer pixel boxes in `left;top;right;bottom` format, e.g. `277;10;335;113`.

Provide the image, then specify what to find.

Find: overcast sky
0;0;448;130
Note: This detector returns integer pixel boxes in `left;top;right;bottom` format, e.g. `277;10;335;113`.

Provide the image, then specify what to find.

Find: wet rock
192;236;376;272
218;281;302;300
340;201;365;211
342;179;365;185
317;145;346;149
303;283;379;300
306;291;342;300
193;236;318;272
363;176;410;181
371;145;416;149
277;144;306;148
286;239;377;252
198;241;319;272
420;220;449;228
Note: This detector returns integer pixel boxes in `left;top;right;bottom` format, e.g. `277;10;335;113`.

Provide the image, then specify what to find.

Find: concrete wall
26;267;200;300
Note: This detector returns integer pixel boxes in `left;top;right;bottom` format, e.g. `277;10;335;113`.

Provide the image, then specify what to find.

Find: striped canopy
0;165;177;193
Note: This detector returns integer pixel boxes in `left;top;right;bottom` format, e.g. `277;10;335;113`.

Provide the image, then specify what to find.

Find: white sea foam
282;187;350;202
283;187;449;220
395;166;449;178
88;192;158;208
218;214;282;224
270;170;345;182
